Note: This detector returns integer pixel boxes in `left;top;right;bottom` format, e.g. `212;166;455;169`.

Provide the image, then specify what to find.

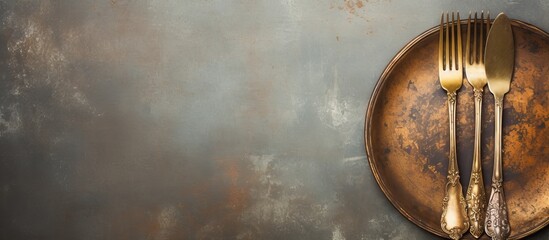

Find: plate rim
363;19;549;239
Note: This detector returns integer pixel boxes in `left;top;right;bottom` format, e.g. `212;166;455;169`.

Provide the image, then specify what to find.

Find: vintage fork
464;11;489;239
439;12;469;240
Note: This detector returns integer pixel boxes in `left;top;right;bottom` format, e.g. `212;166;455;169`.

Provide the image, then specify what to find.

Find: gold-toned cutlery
484;13;514;240
464;11;489;239
438;12;469;240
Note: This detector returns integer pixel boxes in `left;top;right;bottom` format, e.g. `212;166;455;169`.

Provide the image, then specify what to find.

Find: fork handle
485;97;510;240
441;91;469;240
447;92;458;173
466;89;486;238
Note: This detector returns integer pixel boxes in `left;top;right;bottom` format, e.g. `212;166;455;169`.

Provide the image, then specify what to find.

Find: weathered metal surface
365;21;549;239
0;1;547;239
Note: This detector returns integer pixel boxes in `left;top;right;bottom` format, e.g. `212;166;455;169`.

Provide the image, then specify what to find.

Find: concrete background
0;0;547;239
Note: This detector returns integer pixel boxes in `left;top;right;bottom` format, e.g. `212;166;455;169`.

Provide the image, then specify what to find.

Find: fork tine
439;12;444;71
482;12;491;64
451;12;455;70
479;11;484;62
456;12;462;70
445;12;450;70
487;11;491;34
473;12;478;63
466;12;471;65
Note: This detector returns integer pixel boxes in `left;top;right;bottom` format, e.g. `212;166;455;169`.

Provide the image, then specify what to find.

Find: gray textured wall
0;1;547;239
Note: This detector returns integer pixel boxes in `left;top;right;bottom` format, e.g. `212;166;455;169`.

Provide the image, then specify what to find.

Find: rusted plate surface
365;21;549;239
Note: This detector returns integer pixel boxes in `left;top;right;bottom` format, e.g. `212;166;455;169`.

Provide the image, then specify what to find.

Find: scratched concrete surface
0;1;547;239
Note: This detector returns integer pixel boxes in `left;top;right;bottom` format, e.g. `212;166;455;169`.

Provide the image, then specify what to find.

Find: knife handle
485;97;510;240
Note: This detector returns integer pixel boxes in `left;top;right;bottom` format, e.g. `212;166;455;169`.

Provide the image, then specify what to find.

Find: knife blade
485;13;514;98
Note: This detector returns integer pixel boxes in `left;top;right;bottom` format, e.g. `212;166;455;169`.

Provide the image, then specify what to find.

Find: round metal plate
364;20;549;239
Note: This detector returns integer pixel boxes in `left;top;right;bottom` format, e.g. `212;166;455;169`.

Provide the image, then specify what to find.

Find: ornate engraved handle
485;97;510;240
441;92;469;240
466;89;486;238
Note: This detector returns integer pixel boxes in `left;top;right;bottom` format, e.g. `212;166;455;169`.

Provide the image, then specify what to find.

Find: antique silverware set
438;12;514;240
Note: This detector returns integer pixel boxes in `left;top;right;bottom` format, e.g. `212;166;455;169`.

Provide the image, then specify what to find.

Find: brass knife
484;13;514;240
